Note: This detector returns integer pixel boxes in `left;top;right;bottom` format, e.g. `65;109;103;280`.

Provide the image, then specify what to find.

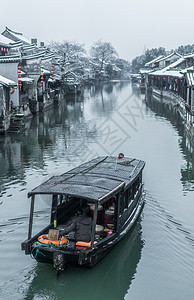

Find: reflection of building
145;90;194;191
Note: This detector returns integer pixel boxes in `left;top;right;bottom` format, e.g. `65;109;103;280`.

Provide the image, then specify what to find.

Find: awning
0;75;17;87
150;70;184;78
43;69;51;75
20;77;34;83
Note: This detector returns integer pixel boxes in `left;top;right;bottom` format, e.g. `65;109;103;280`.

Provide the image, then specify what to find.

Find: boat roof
28;156;145;203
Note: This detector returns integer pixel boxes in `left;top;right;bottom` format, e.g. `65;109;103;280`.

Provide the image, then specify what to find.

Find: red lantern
18;66;22;90
41;66;44;86
51;65;54;81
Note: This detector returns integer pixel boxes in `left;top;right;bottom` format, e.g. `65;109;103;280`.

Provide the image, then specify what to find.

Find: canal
0;81;194;299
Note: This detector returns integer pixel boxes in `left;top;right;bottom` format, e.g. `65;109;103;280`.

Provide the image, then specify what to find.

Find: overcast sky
1;0;194;61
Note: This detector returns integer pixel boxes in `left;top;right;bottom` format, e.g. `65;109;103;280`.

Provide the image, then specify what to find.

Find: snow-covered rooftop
9;31;31;45
20;77;34;83
3;27;31;45
43;69;51;75
184;53;194;59
158;52;182;62
0;34;13;46
150;57;186;77
0;54;21;63
161;57;185;72
0;75;17;87
145;55;164;66
140;68;152;74
150;69;184;78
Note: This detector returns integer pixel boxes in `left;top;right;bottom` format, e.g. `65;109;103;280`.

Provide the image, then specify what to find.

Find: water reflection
85;82;119;117
1;81;193;195
24;219;144;300
145;89;194;191
0;81;130;196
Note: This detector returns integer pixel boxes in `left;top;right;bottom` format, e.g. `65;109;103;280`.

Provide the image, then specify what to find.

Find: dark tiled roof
28;156;145;202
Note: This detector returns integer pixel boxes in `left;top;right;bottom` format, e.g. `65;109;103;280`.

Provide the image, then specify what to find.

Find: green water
0;81;193;299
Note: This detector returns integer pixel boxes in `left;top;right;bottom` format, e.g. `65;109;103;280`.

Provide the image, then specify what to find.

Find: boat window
119;191;125;214
132;176;141;198
125;186;132;208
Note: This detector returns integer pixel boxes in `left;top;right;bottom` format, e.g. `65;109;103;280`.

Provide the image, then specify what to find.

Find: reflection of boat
22;155;145;271
24;220;144;300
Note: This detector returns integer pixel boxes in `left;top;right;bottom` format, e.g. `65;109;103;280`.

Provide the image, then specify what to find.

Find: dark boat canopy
28;156;145;203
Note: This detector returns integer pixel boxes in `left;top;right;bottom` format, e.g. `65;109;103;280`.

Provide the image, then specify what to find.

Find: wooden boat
21;155;145;271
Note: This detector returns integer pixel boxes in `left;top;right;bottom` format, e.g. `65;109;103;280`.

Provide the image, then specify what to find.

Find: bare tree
90;40;118;72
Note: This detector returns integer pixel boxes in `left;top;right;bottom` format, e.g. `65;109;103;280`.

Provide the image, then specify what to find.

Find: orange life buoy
38;234;67;246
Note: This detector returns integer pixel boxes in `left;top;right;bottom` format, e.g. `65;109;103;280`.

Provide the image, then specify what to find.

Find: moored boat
21;155;145;271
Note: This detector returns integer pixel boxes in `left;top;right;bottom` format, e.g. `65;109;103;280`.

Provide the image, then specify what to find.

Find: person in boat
59;208;92;242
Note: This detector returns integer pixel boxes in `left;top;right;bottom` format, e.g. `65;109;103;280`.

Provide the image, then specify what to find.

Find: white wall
0;62;19;106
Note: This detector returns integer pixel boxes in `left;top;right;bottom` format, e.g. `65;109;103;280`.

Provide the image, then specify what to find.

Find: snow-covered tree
48;41;87;82
90;41;118;72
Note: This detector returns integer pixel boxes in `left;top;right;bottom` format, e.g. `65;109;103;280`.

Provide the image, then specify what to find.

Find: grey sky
1;0;194;61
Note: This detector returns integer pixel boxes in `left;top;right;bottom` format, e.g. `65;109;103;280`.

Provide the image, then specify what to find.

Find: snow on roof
145;55;164;66
140;68;152;74
162;70;183;78
43;69;51;75
151;57;185;76
41;52;54;60
20;77;34;83
0;75;17;87
150;69;184;78
0;34;13;46
22;44;37;51
6;28;31;45
158;52;182;62
22;51;45;60
0;54;21;63
184;53;194;59
160;57;185;72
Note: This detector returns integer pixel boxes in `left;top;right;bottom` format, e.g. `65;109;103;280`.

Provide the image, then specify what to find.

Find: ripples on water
0;82;194;299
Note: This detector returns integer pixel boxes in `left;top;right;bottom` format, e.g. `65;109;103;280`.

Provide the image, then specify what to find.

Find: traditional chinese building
144;54;194;138
1;27;60;114
0;75;17;133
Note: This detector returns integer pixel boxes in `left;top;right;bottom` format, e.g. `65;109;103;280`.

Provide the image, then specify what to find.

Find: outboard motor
53;252;66;272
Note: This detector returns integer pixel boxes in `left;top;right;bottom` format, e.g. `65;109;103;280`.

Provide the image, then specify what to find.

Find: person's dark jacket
60;215;92;242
